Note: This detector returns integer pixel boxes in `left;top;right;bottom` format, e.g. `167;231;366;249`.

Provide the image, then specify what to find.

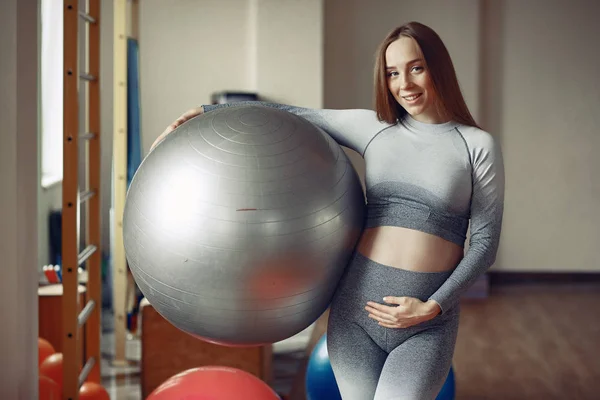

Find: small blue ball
305;334;342;400
436;366;456;400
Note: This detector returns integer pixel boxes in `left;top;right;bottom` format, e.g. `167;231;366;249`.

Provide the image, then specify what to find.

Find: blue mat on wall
127;38;142;188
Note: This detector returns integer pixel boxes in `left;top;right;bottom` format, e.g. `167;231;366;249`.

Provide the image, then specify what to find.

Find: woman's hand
150;106;205;151
365;296;441;329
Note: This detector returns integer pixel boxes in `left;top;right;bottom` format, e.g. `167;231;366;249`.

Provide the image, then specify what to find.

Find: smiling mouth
402;93;422;101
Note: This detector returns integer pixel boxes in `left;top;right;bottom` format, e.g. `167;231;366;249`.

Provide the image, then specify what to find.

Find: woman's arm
152;107;206;151
428;127;505;314
156;101;390;155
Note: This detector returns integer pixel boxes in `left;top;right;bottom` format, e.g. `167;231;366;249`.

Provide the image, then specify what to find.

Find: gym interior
2;0;599;399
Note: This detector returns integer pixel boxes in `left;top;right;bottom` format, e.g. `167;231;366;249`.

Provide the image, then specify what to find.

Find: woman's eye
387;71;399;77
411;66;423;73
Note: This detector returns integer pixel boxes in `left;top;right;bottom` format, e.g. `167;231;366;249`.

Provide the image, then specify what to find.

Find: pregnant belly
356;226;464;273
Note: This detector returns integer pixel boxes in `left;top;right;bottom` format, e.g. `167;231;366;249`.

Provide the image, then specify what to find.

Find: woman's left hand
365;296;441;329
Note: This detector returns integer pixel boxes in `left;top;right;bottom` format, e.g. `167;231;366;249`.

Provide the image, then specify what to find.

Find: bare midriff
356;226;463;273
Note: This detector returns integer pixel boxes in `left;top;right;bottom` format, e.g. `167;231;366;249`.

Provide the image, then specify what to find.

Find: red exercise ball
39;353;63;391
79;382;110;400
38;338;56;367
148;366;280;400
39;375;60;400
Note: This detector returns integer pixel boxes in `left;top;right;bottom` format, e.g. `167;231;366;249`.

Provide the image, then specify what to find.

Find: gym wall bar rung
79;132;96;140
78;189;96;204
79;73;96;81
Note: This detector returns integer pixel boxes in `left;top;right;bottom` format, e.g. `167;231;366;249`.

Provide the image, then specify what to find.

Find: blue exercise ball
306;334;341;400
123;105;365;346
306;334;456;400
436;366;456;400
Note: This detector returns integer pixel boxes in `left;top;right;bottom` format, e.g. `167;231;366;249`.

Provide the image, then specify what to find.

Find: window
40;0;63;188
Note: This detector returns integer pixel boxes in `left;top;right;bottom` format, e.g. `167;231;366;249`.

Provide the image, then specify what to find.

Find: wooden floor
453;283;600;400
100;282;600;399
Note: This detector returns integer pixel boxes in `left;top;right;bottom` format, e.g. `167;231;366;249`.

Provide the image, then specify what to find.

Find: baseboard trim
488;271;600;285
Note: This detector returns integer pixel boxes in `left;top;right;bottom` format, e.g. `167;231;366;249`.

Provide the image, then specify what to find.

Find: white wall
138;0;252;155
494;0;600;271
93;0;600;272
323;0;600;272
323;0;480;117
23;0;600;393
38;0;114;268
0;0;39;397
92;0;324;256
137;0;324;154
254;0;323;107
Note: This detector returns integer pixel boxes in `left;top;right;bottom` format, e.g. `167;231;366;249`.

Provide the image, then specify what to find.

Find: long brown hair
374;21;480;128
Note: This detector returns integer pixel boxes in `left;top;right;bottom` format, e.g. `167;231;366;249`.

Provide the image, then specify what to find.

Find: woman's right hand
150;106;204;151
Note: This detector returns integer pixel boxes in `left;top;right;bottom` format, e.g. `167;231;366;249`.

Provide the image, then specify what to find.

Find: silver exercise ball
123;104;365;346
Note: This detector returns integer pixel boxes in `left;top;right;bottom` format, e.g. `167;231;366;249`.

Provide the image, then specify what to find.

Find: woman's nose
399;74;413;89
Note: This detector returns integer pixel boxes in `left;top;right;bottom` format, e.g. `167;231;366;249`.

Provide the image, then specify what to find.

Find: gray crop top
203;102;505;314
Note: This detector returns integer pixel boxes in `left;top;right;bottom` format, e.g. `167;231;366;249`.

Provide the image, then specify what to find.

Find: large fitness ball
123;105;365;346
38;337;56;367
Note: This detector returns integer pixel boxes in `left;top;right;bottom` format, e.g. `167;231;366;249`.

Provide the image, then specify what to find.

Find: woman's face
385;36;443;124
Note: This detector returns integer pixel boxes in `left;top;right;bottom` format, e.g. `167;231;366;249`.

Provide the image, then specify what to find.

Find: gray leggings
327;251;460;400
